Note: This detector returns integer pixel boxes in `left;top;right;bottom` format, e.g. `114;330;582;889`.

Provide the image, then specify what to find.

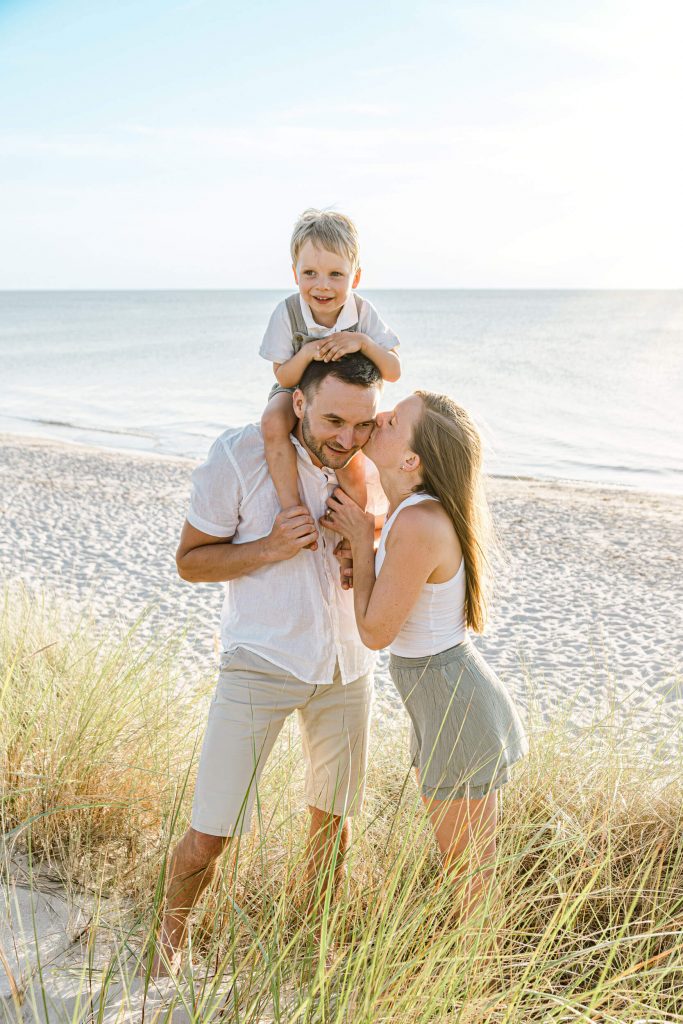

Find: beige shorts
191;646;374;837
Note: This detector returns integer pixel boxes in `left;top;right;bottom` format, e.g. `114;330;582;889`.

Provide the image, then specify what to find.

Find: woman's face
363;394;423;469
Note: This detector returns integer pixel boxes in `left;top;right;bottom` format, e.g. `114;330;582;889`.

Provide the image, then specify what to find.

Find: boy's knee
261;405;289;443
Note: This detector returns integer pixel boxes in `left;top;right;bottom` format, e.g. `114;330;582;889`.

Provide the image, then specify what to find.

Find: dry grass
2;586;683;1022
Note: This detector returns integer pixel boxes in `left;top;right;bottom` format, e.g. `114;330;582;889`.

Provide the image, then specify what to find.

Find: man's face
293;375;379;470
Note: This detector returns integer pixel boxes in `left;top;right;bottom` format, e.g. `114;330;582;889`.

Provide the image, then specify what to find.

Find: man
152;353;383;976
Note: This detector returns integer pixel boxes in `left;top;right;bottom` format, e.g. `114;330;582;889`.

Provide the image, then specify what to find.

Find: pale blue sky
1;0;681;287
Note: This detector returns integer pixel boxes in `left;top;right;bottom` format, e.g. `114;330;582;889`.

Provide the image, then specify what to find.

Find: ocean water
1;289;682;493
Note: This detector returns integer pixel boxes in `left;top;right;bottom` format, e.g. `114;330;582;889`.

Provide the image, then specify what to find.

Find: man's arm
176;506;318;583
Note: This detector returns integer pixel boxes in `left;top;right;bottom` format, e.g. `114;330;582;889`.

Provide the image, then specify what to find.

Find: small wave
9;414;157;440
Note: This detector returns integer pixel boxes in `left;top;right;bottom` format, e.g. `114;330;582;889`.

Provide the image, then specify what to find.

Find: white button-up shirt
187;423;385;685
259;292;400;365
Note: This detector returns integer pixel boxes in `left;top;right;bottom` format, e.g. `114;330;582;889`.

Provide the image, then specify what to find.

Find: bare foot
136;946;182;981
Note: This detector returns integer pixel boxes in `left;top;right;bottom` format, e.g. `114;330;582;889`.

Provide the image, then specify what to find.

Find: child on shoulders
259;208;401;531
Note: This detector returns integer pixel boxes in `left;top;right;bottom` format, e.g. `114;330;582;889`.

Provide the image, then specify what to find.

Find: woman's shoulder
389;497;462;567
389;498;452;543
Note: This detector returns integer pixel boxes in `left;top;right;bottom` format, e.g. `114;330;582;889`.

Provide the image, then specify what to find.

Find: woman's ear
401;452;421;473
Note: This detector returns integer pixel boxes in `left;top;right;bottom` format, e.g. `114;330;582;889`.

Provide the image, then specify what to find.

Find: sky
1;0;682;289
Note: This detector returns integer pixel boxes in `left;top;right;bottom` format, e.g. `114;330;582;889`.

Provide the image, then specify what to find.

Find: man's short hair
290;209;360;270
298;353;382;399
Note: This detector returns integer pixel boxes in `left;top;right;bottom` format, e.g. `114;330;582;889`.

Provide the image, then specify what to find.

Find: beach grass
2;585;683;1023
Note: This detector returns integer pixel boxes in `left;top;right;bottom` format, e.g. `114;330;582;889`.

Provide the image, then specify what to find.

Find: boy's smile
293;239;362;328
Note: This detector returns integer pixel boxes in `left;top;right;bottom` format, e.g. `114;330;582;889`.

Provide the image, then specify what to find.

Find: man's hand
316;332;364;362
265;506;319;562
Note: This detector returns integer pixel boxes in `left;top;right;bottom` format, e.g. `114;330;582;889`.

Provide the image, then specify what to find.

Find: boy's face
293;240;361;325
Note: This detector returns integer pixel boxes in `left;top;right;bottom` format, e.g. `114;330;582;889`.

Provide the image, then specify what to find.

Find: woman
321;390;528;920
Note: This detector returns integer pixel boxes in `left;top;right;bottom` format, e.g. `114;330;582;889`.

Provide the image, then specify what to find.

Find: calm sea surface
1;290;682;493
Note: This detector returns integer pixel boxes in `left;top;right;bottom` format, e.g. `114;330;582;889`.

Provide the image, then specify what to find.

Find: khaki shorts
191;646;374;837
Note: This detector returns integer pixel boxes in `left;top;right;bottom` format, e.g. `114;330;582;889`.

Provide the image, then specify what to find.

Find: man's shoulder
213;422;265;461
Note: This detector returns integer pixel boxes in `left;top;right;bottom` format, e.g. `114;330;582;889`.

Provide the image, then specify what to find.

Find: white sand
1;434;682;751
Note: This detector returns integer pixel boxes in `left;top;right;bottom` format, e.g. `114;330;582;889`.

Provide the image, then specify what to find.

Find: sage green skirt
389;640;528;801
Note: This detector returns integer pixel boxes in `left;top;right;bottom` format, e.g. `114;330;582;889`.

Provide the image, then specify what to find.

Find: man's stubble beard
301;410;358;470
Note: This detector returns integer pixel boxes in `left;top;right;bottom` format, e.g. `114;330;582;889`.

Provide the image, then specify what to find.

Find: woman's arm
322;491;441;650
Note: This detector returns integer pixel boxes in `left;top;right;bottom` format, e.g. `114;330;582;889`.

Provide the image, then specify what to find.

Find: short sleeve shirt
187;424;385;685
259;292;399;365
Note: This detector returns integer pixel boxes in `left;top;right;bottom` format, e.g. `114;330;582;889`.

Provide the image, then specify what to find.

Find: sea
1;289;682;494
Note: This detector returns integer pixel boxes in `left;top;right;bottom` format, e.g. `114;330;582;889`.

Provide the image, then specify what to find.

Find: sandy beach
1;433;682;748
2;431;683;1021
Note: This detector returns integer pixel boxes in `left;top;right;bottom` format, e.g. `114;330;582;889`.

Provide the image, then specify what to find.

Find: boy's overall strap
351;292;362;328
285;291;363;351
285;293;308;340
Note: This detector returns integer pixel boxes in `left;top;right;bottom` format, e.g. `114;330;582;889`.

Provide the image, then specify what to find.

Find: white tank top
375;492;467;657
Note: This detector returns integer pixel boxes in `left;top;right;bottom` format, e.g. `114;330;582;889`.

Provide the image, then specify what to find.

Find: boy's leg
332;452;368;587
262;391;303;510
262;391;317;549
334;451;368;508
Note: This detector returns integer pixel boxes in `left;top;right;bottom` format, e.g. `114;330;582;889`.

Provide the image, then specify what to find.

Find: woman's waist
389;636;473;668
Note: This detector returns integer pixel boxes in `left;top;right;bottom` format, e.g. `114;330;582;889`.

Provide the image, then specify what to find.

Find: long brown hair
410;391;492;633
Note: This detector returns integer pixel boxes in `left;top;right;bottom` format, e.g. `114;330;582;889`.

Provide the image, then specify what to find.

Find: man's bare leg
304;806;351;916
150;827;230;978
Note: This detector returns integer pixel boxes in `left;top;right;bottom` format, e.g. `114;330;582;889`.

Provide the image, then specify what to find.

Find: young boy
260;209;401;540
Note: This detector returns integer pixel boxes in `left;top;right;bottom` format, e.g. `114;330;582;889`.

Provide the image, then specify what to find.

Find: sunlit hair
290;208;360;270
410;391;492;633
298;352;382;398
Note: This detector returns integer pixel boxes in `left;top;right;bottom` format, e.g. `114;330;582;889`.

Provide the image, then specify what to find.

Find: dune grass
2;586;683;1022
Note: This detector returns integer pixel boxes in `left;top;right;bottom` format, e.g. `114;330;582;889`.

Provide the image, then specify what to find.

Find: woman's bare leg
419;772;498;924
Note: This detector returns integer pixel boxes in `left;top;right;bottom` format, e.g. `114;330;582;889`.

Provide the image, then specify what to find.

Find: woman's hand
319;487;375;544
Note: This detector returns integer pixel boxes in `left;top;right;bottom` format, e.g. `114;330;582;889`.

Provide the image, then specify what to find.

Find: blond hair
290;208;360;269
411;391;492;633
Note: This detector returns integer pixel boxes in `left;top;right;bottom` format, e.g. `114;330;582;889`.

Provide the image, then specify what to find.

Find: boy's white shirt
259;292;400;365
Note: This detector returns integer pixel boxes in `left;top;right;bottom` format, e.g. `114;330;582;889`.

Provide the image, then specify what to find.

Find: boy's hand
303;339;324;361
317;332;363;362
333;539;353;590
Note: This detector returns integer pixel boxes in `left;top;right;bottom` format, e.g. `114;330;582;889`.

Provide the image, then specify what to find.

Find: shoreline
1;433;682;753
2;430;681;500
